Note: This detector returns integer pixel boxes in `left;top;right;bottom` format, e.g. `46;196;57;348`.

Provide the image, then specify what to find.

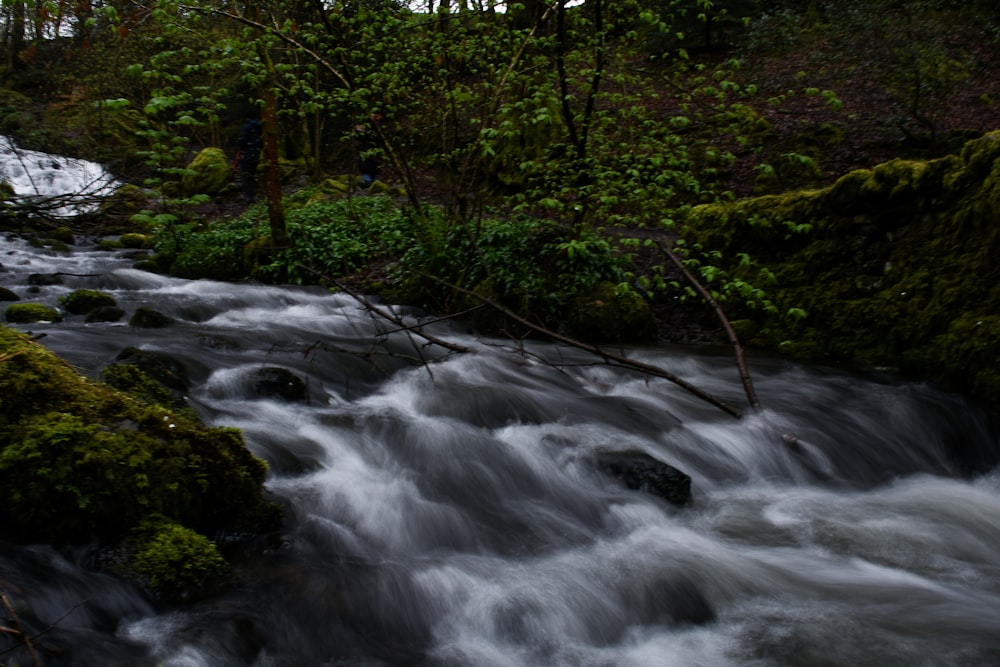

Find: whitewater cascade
0;145;998;666
0;135;119;217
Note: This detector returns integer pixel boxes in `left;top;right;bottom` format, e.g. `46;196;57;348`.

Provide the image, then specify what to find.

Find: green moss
129;306;174;328
5;302;62;323
682;130;1000;408
128;517;229;601
59;289;117;315
182;147;232;195
50;226;75;244
120;232;151;249
97;238;124;251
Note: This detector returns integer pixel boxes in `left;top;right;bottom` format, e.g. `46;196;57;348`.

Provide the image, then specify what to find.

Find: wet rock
249;366;308;402
4;302;62;323
0;286;18;301
129;306;174;328
110;346;190;392
86;305;126;323
595;449;692;506
27;272;62;286
60;288;116;315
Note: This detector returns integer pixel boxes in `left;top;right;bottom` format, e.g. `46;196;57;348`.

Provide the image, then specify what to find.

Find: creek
1;143;999;666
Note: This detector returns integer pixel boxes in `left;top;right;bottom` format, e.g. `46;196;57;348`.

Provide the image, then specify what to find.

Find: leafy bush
393;215;636;330
156;193;412;283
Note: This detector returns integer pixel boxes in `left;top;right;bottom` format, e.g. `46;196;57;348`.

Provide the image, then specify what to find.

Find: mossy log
681;130;1000;407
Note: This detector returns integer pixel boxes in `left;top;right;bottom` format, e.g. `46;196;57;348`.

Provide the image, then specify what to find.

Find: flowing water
0;136;119;217
1;141;998;665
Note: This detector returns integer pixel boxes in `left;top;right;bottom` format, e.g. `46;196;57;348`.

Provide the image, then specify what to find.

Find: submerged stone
595;449;692;507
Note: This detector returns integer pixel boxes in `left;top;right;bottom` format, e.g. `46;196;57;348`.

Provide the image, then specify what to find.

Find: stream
1;142;999;666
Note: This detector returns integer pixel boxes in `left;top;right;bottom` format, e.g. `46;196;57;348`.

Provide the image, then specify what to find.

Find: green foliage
157;193;412;283
393;215;636;332
681;131;1000;405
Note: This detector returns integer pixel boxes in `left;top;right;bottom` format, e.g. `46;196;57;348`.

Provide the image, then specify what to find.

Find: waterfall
0;135;119;217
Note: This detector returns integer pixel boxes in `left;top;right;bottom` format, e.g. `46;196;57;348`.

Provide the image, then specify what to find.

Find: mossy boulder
681;130;1000;408
120;232;151;249
50;226;75;245
98;183;154;225
182;147;232;195
129;306;174;328
5;302;62;323
59;288;117;315
126;516;229;602
0;325;279;548
101;346;191;412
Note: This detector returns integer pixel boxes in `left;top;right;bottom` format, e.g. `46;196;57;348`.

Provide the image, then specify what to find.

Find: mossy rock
129;306;174;328
681;130;1000;409
59;288;117;315
182;147;232;196
85;305;125;323
97;238;124;251
99;183;153;222
120;232;151;249
126;517;229;602
5;302;62;323
101;346;191;412
50;226;75;245
0;325;279;546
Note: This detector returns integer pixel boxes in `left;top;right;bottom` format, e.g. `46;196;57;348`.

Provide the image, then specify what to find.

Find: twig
298;264;471;355
0;592;42;667
656;238;762;412
419;271;744;419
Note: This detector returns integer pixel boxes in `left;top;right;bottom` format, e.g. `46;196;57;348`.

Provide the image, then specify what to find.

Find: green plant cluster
155;192;412;283
0;325;279;576
391;213;653;340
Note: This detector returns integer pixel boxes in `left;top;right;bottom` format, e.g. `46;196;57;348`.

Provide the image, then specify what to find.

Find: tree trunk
261;51;288;248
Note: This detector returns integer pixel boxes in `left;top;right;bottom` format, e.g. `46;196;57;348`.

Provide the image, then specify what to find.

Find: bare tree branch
417;271;745;419
655;237;762;413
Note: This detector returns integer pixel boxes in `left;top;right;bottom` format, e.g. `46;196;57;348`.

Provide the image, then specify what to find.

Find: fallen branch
418;271;745;419
0;592;42;667
298;265;472;356
656;238;762;413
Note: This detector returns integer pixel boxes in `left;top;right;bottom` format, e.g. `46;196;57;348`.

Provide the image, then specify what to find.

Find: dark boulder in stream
595;449;692;506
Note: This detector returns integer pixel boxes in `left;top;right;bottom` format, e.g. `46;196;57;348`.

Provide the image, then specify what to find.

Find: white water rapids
0;143;998;666
0;135;118;217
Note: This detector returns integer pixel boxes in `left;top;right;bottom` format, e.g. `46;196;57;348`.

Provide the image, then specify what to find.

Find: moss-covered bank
0;325;280;597
682;131;1000;408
